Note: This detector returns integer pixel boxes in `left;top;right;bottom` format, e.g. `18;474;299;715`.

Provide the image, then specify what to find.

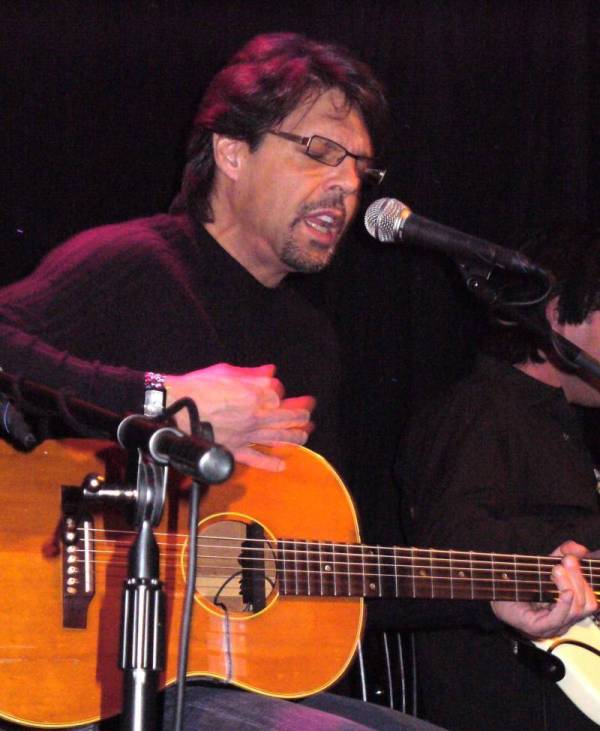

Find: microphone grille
364;198;410;242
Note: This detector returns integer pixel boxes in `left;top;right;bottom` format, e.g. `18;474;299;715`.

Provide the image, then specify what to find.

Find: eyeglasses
267;130;386;186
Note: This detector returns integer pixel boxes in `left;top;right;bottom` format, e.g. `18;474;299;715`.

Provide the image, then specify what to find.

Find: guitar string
72;543;578;573
71;544;580;579
65;562;572;601
72;527;600;571
69;535;598;577
65;549;595;596
71;560;570;593
64;529;600;598
68;552;573;585
65;549;598;598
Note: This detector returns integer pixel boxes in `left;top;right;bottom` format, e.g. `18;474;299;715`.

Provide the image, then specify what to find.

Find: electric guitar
1;439;599;727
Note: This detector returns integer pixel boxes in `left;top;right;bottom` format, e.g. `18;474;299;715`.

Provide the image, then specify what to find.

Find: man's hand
165;363;314;471
491;540;598;639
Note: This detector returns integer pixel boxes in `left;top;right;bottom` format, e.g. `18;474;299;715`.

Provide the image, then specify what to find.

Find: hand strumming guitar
166;363;315;472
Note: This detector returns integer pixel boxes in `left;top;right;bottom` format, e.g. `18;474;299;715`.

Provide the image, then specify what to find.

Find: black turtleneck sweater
0;213;340;465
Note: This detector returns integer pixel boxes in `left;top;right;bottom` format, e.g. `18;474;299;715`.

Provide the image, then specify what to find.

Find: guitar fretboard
274;541;600;602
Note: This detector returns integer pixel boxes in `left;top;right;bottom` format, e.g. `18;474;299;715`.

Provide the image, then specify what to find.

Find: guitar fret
293;541;300;596
453;555;471;599
308;541;317;596
321;544;331;594
513;554;519;601
280;540;288;594
537;555;542;601
429;549;434;598
468;551;473;600
279;540;287;595
435;549;453;598
318;542;323;596
332;542;337;596
365;547;379;597
497;559;514;599
312;541;320;595
305;540;312;596
312;540;321;595
412;548;432;598
320;541;335;596
491;553;496;601
373;546;393;598
342;544;350;596
393;546;399;598
361;546;367;596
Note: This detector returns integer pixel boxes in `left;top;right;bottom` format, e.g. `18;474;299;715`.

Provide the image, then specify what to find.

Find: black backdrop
2;1;599;544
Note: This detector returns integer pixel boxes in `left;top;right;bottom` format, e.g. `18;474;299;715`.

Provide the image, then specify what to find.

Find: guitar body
535;617;600;725
0;440;363;728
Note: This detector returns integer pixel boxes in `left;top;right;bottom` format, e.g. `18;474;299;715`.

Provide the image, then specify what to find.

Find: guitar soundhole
195;518;277;615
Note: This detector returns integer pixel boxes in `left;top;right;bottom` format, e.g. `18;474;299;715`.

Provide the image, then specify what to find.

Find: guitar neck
276;541;600;602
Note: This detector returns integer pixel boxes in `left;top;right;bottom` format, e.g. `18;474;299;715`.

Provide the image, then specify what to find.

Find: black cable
213;569;244;610
173;478;202;731
548;639;600;659
164;397;200;434
56;387;109;438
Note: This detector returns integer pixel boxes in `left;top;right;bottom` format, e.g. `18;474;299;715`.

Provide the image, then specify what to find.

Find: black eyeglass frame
267;130;386;186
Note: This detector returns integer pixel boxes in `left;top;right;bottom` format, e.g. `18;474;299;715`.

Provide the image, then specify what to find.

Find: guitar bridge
61;486;96;628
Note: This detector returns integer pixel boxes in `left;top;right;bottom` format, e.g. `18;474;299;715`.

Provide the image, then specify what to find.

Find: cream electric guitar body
535;616;600;725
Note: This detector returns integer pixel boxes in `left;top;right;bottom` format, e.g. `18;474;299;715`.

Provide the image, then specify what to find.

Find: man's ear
545;296;561;329
212;134;249;181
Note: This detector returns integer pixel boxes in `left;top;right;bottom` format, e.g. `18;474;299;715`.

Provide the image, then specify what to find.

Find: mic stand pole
119;455;167;731
116;412;234;731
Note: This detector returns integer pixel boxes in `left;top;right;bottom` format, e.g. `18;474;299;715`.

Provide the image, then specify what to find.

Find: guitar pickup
239;522;267;611
61;486;96;629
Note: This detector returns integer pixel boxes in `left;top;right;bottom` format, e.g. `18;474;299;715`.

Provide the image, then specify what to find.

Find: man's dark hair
170;32;389;222
483;222;600;364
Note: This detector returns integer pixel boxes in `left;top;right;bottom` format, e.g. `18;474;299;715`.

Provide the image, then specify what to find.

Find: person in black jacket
401;223;600;731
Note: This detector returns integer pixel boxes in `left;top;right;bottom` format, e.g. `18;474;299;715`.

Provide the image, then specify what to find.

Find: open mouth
303;211;343;243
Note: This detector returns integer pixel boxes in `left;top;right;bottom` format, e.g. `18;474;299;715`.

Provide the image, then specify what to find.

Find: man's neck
203;219;286;288
515;359;563;389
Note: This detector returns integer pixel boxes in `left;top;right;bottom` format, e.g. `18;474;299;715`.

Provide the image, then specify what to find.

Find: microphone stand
460;264;600;382
119;454;167;731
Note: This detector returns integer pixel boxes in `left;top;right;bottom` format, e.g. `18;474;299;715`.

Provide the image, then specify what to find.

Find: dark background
2;0;599;544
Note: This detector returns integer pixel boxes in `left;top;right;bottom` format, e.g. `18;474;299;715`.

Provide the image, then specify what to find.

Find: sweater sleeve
0;223;166;413
0;320;143;414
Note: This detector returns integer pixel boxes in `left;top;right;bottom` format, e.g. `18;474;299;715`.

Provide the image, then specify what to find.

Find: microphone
117;414;234;484
364;198;551;279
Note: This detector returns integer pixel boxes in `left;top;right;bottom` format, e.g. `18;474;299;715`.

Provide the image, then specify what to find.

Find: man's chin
281;236;340;274
282;250;336;274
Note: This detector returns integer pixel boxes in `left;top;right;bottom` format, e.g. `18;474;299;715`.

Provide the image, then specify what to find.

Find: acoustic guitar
1;439;599;727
